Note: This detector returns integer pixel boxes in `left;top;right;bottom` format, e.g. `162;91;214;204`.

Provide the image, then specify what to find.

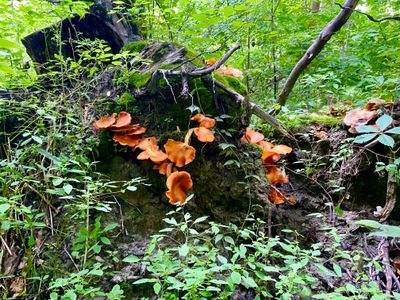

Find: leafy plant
354;114;400;147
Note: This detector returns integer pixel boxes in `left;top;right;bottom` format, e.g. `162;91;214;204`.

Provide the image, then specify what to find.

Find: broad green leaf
315;263;336;277
52;178;64;186
0;38;18;49
378;134;394;147
385;127;400;135
355;125;378;133
153;282;161;295
122;255;140;263
230;271;241;284
134;278;157;284
63;184;73;195
353;133;377;144
376;114;393;131
193;216;208;224
355;220;382;229
100;236;111;245
178;243;189;257
0;203;11;214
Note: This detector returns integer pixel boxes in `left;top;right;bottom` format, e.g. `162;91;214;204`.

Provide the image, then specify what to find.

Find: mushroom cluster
343;98;391;133
94;112;216;206
241;128;295;205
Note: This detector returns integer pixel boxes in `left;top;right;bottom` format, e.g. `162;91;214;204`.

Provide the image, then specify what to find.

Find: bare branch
275;0;360;109
336;3;400;22
164;44;241;77
214;80;296;140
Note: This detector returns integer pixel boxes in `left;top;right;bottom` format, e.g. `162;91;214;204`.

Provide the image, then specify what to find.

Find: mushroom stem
184;128;194;145
166;162;174;177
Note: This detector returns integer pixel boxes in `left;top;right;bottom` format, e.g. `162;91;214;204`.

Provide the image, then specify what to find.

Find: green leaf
315;263;336;277
230;271;241;284
385;127;400;135
355;125;378;133
63;184;73;195
378;134;394;147
242;276;258;288
52;178;64;186
126;186;137;192
0;38;18;49
103;223;119;232
153;282;161;295
178;243;189;257
224;236;235;245
376;114;393;131
353;133;377;144
32;136;43;144
355;220;382;229
100;236;111;245
133;278;157;284
0;203;11;214
193;216;208;224
122;255;140;263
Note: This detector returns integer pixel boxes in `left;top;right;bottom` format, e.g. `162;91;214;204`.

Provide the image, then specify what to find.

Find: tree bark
276;0;359;108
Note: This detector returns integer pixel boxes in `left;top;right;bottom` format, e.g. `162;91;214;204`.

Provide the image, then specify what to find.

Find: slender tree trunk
275;0;359;108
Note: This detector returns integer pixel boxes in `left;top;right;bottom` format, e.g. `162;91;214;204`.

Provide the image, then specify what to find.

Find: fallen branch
275;0;359;109
164;44;241;77
214;80;296;140
336;3;400;22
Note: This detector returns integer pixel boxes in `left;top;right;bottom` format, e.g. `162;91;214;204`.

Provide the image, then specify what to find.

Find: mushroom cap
257;140;274;151
111;112;132;129
166;171;193;205
137;145;168;163
110;124;146;135
137;137;158;151
267;166;289;185
271;145;292;155
268;189;285;205
241;127;264;144
164;139;196;168
113;134;143;147
94;113;117;130
343;108;376;127
153;161;170;175
193;127;215;142
262;151;281;166
191;114;216;129
365;98;386;111
216;66;243;78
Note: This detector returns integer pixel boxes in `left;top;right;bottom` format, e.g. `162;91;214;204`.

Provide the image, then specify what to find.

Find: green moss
122;41;149;53
214;73;248;96
159;130;187;145
127;71;151;89
279;113;341;131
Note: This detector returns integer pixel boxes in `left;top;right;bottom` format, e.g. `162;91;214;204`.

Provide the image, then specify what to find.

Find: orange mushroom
268;189;285;205
137;137;158;151
94;113;117;130
113;134;143;147
193;127;215;142
257;140;274;151
191;114;216;129
270;144;292;155
165;171;193;205
110;124;146;135
111;112;132;129
153;161;170;175
216;66;243;78
262;151;281;166
343;108;376;128
137;145;168;163
267;166;289;185
241;128;264;144
164;139;196;168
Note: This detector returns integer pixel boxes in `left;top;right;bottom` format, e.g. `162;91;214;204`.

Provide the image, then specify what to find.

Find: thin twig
0;235;12;256
25;183;60;214
336;3;400;22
